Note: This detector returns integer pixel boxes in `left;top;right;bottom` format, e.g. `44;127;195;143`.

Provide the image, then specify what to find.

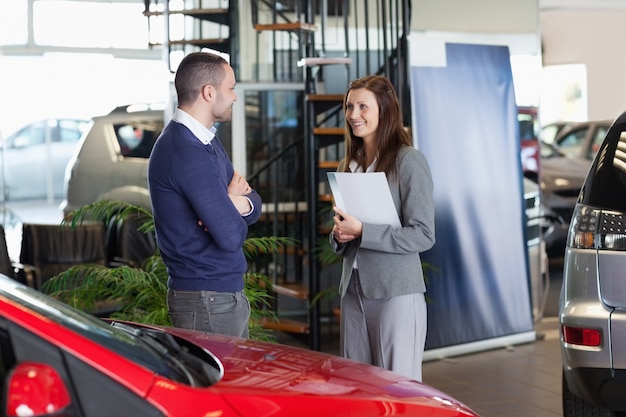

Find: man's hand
227;171;253;215
228;171;252;196
229;194;253;215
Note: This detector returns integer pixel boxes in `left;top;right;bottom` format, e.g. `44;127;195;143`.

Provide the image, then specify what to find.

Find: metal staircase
143;0;239;74
144;0;412;351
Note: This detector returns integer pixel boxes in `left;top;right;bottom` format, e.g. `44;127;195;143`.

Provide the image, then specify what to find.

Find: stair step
274;283;308;300
166;38;229;47
319;160;339;169
144;8;229;25
314;127;344;136
260;317;310;334
262;201;308;213
306;93;344;102
307;94;344;114
298;57;352;67
255;22;317;32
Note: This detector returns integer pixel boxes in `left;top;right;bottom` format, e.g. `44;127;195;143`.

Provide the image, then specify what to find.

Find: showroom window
1;0;148;49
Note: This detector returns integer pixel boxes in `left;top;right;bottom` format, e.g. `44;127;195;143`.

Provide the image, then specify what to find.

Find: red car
518;106;540;179
0;274;479;417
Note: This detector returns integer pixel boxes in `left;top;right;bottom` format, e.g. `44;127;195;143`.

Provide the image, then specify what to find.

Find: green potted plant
42;199;295;342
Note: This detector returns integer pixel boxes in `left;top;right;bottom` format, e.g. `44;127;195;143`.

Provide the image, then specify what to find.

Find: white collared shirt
349;157;377;173
173;108;217;145
348;157;377;270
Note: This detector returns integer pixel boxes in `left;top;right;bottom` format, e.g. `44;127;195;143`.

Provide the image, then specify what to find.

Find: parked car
536;119;613;257
523;177;549;321
551;118;611;161
1;118;89;201
0;274;479;417
62;104;164;215
560;110;626;416
518;106;540;178
540;121;575;144
537;141;590;257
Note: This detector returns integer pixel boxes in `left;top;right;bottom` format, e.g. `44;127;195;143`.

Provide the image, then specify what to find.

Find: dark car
0;273;479;417
1;118;89;200
538;141;590;256
536;119;612;256
560;110;626;416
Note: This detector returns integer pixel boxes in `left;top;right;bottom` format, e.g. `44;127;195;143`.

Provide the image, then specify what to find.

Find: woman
330;75;435;381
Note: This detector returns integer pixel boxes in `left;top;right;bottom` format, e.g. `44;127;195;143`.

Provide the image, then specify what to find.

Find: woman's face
345;88;380;143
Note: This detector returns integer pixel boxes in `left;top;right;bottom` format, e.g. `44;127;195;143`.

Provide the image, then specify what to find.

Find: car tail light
567;205;626;250
562;325;602;347
6;362;72;417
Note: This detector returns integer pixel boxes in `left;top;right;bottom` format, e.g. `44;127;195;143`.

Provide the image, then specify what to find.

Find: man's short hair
175;52;228;106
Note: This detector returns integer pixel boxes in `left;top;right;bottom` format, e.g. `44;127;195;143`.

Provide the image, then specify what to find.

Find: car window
11;122;46;147
558;127;587;148
58;120;88;143
518;114;538;143
587;125;609;160
114;121;161;158
541;124;560;144
581;123;626;211
557;127;588;158
539;141;564;158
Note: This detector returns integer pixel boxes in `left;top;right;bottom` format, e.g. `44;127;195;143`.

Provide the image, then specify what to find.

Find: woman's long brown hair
341;75;412;178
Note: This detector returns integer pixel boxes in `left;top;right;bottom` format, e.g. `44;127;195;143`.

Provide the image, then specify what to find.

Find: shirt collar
349;157;377;173
173;108;217;145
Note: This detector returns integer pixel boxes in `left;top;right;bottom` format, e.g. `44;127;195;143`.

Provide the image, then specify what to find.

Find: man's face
212;64;237;123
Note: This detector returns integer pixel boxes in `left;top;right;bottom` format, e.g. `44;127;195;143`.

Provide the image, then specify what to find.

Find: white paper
327;172;401;227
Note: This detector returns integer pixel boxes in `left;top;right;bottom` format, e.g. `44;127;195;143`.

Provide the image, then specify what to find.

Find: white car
1;119;89;200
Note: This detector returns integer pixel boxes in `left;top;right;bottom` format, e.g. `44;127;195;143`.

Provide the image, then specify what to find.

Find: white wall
408;0;626;122
541;9;626;120
412;0;539;34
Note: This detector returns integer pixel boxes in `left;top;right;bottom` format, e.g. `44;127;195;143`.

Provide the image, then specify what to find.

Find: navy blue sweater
148;121;261;292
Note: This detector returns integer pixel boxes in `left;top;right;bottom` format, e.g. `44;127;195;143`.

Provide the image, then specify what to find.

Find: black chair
0;225;15;279
105;214;157;268
0;225;37;287
19;223;108;290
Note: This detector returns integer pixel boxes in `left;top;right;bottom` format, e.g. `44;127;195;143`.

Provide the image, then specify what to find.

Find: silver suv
61;104;165;215
560;111;626;416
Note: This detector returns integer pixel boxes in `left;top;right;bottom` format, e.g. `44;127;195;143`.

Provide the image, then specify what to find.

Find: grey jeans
167;288;250;338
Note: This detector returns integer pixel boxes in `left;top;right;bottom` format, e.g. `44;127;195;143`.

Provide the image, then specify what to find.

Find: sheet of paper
327;172;401;227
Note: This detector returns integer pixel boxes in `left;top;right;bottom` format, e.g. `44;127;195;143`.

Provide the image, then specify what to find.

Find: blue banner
410;42;534;350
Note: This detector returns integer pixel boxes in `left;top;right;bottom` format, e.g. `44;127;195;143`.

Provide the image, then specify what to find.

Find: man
148;52;262;338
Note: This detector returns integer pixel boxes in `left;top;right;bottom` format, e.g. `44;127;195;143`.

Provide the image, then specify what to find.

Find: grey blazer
330;146;435;299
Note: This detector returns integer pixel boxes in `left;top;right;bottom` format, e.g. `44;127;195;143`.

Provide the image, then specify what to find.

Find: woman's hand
332;207;362;243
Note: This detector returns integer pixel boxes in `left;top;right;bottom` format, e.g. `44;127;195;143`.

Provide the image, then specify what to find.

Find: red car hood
158;325;477;416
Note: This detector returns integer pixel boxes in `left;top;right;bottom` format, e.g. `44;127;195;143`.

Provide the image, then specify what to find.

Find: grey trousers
167;288;250;338
340;270;427;381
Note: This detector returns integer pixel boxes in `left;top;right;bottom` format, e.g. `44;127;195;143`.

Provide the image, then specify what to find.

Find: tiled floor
422;318;562;417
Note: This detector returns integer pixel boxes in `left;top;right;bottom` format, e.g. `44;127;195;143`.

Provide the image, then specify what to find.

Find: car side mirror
5;362;72;417
12;136;30;149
